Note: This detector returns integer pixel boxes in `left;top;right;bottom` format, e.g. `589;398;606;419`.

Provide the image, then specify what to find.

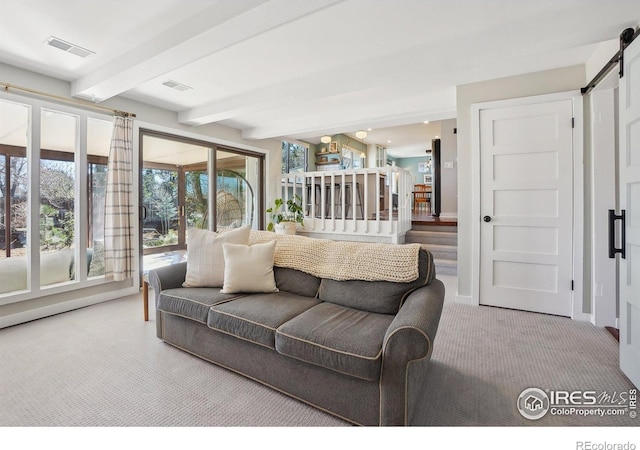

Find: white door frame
470;91;587;320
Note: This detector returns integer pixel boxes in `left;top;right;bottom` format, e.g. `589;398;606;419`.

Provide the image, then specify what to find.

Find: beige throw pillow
220;241;278;294
183;227;250;288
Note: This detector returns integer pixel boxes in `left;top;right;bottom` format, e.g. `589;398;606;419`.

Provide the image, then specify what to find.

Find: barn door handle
608;209;626;259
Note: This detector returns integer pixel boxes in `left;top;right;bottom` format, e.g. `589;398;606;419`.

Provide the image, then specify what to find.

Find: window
87;117;112;246
0;100;29;260
281;141;307;173
341;146;364;169
0;96;113;299
40;110;77;272
0;153;28;259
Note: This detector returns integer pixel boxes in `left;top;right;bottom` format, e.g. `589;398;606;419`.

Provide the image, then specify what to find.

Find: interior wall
439;118;458;218
395;156;431;184
455;64;587;301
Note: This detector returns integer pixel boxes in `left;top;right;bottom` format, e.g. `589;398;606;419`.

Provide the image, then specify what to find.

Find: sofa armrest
147;262;187;305
379;278;445;425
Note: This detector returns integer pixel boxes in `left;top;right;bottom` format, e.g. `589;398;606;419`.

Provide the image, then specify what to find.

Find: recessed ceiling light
162;80;193;92
387;140;392;143
423;121;429;124
367;128;372;131
46;36;94;58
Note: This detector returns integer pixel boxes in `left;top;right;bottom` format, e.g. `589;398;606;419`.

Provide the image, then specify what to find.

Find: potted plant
266;195;305;235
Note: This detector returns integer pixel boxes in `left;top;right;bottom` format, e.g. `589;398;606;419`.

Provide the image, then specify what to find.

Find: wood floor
411;208;457;226
373;207;457;227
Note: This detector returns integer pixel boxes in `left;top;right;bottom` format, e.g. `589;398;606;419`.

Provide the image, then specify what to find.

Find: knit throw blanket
249;230;421;283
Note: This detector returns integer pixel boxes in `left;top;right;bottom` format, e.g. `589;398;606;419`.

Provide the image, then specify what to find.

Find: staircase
405;222;457;276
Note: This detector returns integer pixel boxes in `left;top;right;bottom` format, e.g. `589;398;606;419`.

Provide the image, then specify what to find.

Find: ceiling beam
177;55;410;126
240;88;457;140
71;0;344;101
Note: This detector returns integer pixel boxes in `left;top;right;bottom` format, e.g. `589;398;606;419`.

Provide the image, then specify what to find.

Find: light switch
444;161;455;169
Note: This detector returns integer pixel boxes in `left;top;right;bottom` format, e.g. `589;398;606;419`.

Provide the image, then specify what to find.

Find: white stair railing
279;167;412;243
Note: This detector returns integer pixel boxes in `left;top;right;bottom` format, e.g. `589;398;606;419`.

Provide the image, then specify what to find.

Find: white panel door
619;36;640;389
480;100;574;316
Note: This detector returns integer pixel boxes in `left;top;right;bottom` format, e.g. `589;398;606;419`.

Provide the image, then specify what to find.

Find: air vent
46;36;94;58
162;80;193;92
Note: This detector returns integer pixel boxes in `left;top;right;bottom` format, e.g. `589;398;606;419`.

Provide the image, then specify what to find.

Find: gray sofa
148;243;445;426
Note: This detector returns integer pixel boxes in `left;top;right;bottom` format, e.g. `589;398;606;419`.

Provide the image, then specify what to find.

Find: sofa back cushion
274;267;321;298
318;248;435;314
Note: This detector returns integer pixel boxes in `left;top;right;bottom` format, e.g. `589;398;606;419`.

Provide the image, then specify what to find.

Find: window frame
0;92;115;305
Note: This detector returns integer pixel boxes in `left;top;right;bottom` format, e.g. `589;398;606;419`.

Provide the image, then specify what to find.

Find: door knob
483;215;492;222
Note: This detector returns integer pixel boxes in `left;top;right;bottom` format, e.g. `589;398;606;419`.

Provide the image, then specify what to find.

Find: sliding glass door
141;166;179;251
185;168;209;230
140;130;264;272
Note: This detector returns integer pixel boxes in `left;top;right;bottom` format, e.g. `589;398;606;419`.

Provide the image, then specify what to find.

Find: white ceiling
1;0;639;158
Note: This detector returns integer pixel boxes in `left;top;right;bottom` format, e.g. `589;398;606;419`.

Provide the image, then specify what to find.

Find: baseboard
605;327;620;342
0;286;139;329
455;294;476;306
439;212;458;220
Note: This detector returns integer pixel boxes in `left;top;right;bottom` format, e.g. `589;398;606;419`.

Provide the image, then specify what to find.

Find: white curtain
104;115;134;281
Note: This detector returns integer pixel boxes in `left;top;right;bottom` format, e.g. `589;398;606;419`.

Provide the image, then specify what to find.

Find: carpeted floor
0;275;636;427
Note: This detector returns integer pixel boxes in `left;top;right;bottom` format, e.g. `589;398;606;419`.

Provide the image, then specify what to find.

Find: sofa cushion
0;256;27;294
158;287;245;324
274;267;321;297
0;249;75;295
183;226;250;288
207;292;320;349
275;302;395;381
41;249;74;286
317;248;435;314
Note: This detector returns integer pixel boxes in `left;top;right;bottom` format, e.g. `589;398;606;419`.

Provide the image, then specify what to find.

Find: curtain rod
581;27;639;96
1;82;136;118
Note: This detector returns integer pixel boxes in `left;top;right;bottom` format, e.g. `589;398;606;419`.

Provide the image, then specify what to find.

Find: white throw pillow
183;227;250;288
220;241;278;294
